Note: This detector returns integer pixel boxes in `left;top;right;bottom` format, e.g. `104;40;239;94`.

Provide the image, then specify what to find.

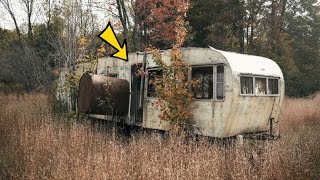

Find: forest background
0;0;319;97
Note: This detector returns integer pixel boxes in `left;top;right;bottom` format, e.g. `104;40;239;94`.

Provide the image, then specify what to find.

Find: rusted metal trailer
77;47;284;138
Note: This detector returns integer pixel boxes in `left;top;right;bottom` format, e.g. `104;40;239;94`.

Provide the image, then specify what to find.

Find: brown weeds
0;93;319;179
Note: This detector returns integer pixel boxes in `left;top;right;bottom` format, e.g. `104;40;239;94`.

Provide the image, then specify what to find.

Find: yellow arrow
98;22;128;61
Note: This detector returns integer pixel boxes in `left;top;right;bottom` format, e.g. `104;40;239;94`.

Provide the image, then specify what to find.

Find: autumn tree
141;0;186;49
150;2;199;131
97;0;187;51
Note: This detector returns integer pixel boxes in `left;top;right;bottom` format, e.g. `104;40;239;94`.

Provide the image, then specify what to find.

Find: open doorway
130;64;144;124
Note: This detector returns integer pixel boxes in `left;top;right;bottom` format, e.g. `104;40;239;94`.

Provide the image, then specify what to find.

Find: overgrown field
0;93;319;179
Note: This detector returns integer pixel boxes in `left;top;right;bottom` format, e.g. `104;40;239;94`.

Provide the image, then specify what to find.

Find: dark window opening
216;65;224;100
240;76;253;94
268;79;279;95
147;69;163;97
192;66;213;99
107;73;118;78
130;64;143;123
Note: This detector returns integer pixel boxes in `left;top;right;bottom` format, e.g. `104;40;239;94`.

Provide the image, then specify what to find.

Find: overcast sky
2;0;320;32
0;0;109;31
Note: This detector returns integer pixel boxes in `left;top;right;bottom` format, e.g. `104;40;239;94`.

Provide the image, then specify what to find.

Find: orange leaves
148;1;194;131
78;37;88;46
135;0;189;48
78;36;107;69
177;104;183;110
97;46;106;57
136;66;147;77
151;51;194;126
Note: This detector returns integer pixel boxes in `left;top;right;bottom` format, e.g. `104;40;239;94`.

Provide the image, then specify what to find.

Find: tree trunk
116;0;130;50
28;13;33;40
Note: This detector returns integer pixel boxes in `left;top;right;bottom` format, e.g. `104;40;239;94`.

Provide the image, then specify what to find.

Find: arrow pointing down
98;22;128;61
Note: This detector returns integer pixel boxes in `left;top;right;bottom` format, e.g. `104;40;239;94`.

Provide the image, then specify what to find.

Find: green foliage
284;0;320;97
32;16;63;68
0;28;19;50
65;72;81;111
0;14;66;92
186;0;245;52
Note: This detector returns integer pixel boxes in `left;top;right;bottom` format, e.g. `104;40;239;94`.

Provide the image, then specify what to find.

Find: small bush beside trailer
76;47;284;138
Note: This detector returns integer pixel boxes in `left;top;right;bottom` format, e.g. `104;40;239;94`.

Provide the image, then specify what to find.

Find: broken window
216;65;224;100
192;66;213;99
240;76;253;94
107;73;118;78
255;77;267;95
268;78;279;95
147;69;162;97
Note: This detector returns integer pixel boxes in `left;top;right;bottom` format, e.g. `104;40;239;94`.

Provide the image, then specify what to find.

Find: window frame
145;64;226;101
191;64;225;101
146;68;163;98
239;74;280;97
191;65;214;100
240;75;254;96
215;65;225;101
267;78;280;96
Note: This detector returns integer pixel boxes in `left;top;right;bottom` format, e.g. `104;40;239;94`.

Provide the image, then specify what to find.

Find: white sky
2;0;319;31
0;0;51;30
0;0;110;31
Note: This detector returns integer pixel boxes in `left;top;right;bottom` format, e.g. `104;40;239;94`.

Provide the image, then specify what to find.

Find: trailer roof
101;47;283;78
210;47;283;78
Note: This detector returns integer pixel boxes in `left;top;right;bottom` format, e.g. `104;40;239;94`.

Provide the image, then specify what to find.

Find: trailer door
130;64;144;124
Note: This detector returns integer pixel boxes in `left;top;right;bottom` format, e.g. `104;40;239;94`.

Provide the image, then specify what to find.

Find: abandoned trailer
75;47;284;138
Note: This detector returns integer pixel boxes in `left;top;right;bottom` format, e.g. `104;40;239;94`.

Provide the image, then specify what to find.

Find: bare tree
0;0;21;38
90;0;138;51
116;0;130;40
48;0;96;71
19;0;34;40
44;0;52;29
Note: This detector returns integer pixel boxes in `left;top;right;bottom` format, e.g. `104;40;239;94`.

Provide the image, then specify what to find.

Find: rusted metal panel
78;73;130;116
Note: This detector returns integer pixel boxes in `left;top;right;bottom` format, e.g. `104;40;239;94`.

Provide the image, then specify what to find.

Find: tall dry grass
0;93;319;179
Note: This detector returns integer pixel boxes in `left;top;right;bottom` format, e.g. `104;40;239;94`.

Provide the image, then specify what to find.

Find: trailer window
240;76;253;94
268;78;279;95
107;73;118;78
192;66;213;99
216;65;224;100
147;69;162;97
255;77;267;95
